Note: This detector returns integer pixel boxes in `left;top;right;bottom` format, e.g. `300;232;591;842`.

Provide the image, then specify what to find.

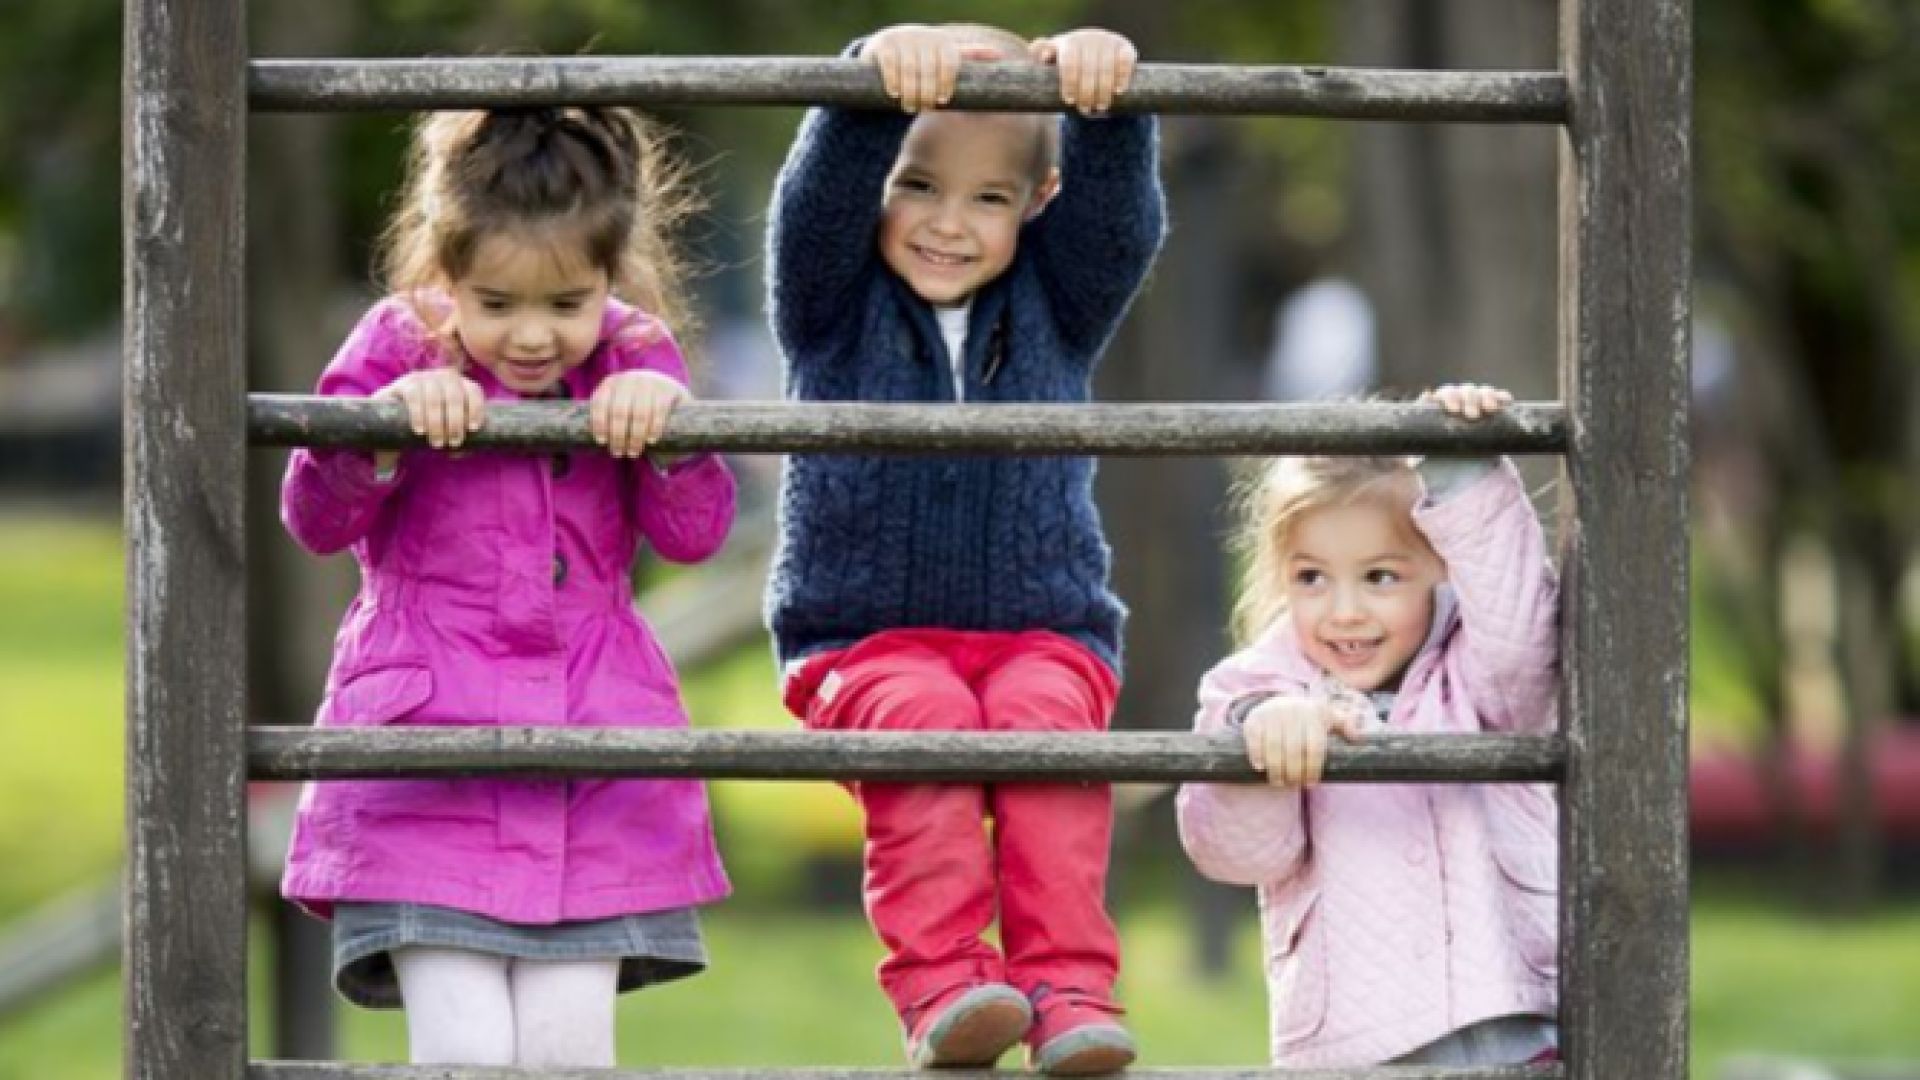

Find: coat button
551;453;571;480
553;554;568;586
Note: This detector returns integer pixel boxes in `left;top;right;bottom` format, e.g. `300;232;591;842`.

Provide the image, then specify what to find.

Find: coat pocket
1266;889;1328;1045
1492;841;1559;979
321;663;434;727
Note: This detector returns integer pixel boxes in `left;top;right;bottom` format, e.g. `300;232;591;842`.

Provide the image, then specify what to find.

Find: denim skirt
332;901;707;1009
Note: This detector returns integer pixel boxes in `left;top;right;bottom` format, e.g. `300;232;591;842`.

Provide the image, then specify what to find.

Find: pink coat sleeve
606;318;736;565
1175;637;1312;887
1413;458;1560;734
280;300;432;555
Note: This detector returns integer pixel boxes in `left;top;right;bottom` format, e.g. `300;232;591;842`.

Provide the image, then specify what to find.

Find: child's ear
1024;168;1062;220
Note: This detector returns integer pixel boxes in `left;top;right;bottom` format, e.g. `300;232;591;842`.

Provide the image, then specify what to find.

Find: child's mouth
913;245;973;268
1323;639;1383;668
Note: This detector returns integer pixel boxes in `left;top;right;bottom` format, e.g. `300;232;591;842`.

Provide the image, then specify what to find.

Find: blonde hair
378;105;702;345
1229;455;1423;644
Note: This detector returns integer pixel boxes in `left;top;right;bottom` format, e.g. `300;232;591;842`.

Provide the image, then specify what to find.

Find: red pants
785;628;1122;1019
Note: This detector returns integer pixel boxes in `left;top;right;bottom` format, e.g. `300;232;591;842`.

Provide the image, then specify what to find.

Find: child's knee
863;679;984;731
981;665;1111;732
988;687;1104;732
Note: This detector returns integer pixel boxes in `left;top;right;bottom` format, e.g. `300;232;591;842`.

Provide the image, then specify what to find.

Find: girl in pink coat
1177;384;1560;1069
280;106;734;1067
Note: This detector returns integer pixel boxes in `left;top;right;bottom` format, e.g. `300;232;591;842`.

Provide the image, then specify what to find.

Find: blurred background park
3;0;1919;1077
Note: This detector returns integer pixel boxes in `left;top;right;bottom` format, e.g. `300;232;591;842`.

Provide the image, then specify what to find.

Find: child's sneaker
905;982;1033;1069
1026;985;1136;1076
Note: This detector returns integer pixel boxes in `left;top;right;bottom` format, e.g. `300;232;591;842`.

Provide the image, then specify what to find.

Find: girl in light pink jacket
1177;384;1560;1069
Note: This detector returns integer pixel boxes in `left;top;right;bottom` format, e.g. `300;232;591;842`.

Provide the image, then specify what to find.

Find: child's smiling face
1283;496;1446;692
450;231;609;395
878;111;1058;306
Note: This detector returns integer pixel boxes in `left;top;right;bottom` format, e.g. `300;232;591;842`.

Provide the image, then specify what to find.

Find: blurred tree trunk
1097;116;1247;979
247;0;357;1058
1708;100;1911;909
248;3;358;726
1076;0;1242;977
1704;302;1815;882
1338;2;1558;400
1783;138;1912;908
1095;109;1234;737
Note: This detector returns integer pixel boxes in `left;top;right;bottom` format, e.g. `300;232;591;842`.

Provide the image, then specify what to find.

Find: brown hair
378;105;701;342
1228;455;1424;645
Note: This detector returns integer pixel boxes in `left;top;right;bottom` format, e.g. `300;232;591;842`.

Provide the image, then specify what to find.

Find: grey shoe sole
1034;1023;1138;1077
909;984;1033;1069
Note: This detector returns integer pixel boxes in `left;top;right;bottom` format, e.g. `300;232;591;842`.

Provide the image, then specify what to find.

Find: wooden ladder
121;2;1691;1076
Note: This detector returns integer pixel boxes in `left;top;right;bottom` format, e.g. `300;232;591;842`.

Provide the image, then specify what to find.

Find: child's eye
479;299;510;314
553;300;583;313
1292;568;1325;588
893;177;933;195
1366;568;1403;586
978;191;1012;207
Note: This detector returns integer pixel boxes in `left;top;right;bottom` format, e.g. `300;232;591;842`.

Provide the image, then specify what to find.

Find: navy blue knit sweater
763;103;1166;673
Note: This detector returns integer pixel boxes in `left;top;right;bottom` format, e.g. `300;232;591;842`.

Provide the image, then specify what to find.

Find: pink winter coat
280;296;735;925
1176;460;1559;1068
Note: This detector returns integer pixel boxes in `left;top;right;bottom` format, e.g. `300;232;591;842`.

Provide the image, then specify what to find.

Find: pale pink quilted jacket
1176;460;1560;1068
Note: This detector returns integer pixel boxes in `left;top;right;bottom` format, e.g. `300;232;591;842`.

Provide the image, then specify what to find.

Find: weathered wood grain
248;729;1564;784
250;58;1568;123
124;0;249;1076
1557;1;1693;1078
248;397;1568;457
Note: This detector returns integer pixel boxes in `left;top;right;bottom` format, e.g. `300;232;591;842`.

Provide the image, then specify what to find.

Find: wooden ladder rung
247;728;1565;785
247;397;1570;458
248;57;1569;124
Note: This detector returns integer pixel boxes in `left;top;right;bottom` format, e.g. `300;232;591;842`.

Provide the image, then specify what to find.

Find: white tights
390;946;620;1066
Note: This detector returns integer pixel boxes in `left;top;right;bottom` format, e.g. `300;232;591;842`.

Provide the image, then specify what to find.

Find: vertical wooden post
1557;1;1691;1078
124;0;249;1076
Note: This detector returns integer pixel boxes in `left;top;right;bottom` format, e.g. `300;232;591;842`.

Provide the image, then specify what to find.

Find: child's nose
512;320;554;349
929;201;965;234
1329;586;1365;620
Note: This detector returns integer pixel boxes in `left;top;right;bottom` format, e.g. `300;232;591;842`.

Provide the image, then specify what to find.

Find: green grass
8;894;1920;1079
1691;887;1920;1071
4;511;1920;1080
0;908;1271;1079
0;516;124;920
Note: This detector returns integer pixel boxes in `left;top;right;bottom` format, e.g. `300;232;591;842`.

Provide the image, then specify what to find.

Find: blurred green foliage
1698;0;1920;340
0;2;119;338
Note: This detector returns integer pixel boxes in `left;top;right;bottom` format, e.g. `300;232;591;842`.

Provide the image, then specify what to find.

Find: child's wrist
1415;457;1497;500
1224;691;1277;730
